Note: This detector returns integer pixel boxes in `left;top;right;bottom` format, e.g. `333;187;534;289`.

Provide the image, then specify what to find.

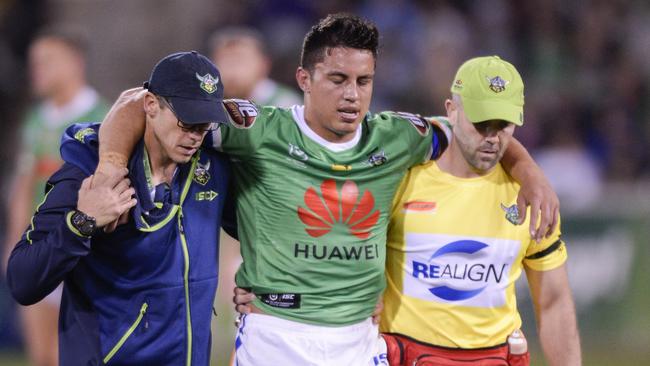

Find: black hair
208;26;269;57
32;25;89;57
300;13;379;72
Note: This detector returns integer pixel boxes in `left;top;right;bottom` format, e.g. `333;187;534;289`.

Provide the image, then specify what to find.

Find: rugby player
93;14;559;366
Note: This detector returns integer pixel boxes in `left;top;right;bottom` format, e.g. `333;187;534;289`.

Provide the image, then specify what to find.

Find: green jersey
20;88;108;209
212;101;446;325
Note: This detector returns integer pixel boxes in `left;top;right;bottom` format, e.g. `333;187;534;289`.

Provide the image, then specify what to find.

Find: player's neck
49;79;85;107
303;117;356;144
143;131;177;186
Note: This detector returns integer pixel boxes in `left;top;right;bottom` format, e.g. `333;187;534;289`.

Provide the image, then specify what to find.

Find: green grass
528;348;650;366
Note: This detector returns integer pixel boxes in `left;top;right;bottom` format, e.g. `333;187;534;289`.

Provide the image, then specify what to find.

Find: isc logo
269;294;295;301
195;191;218;201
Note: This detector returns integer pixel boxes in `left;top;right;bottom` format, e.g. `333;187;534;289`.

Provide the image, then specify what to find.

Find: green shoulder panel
367;111;433;167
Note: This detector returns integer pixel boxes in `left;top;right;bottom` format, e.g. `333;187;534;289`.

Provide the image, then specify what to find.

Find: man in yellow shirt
381;56;581;366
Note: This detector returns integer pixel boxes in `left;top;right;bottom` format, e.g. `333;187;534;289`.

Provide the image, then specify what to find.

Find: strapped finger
546;206;559;238
528;200;541;241
537;202;552;242
515;194;527;225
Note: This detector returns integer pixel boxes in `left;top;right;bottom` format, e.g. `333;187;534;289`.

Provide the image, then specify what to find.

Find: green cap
450;56;524;126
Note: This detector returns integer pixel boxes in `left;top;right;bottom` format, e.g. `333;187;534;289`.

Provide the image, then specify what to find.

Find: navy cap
144;51;227;124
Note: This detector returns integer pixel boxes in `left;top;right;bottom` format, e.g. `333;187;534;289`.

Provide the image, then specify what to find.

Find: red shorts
382;333;529;366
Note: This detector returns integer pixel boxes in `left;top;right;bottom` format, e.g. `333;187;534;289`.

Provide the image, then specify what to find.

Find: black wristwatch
70;210;98;237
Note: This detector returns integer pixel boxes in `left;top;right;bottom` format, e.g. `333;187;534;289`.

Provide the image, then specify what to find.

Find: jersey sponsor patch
259;293;301;309
297;180;380;239
223;99;258;129
403;201;437;214
402;233;520;307
394;112;430;136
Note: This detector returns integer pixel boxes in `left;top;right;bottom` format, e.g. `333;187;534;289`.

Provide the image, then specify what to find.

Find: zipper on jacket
178;208;193;366
103;302;148;364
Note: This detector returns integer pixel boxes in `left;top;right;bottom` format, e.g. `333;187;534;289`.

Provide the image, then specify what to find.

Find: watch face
81;220;96;235
72;213;85;227
73;211;96;236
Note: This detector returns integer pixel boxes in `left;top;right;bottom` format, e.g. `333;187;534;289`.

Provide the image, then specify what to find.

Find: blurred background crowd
1;0;649;365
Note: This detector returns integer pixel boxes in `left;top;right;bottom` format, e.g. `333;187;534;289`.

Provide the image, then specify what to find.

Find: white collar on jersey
40;86;100;128
291;105;362;152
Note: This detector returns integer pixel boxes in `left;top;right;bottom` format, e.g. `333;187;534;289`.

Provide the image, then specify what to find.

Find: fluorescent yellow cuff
66;211;91;238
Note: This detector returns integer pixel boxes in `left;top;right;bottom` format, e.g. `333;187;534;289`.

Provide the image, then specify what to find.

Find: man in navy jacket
7;51;233;366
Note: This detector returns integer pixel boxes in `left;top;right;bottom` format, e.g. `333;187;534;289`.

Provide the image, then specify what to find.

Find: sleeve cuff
66;211;92;239
429;117;453;146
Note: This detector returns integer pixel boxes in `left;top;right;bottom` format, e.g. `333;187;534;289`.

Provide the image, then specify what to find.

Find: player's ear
296;67;311;93
143;92;160;118
444;98;457;127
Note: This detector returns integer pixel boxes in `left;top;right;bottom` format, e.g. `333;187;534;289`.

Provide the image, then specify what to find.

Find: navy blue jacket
7;123;233;366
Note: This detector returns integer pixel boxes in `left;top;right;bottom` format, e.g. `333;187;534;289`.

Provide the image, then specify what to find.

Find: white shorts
234;313;388;366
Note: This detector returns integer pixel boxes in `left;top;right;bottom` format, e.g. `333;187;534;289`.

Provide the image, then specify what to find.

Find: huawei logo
297;180;380;239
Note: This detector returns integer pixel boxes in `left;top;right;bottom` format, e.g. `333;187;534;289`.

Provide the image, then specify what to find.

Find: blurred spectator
209;26;301;107
535;115;604;213
3;26;108;366
357;0;428;111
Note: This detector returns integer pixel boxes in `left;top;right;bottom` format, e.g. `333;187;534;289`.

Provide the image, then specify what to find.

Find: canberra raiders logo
487;76;509;93
74;127;96;143
193;160;211;185
196;72;219;94
365;150;387;167
500;203;520;225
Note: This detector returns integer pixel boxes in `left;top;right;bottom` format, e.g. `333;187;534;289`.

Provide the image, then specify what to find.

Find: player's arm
427;116;452;160
501;138;559;241
6;164;135;305
526;263;581;366
97;87;147;172
2;169;35;272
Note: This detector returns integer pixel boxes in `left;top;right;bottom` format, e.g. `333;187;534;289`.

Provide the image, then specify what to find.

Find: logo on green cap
487;76;509;93
195;73;219;94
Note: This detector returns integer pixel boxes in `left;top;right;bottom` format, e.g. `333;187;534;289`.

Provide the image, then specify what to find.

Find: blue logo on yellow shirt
412;240;507;301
